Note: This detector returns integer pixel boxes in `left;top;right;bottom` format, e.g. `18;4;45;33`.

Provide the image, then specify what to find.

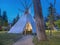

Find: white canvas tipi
8;14;36;33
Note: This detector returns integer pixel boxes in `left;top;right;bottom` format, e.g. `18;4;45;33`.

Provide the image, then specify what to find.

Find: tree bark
33;0;47;41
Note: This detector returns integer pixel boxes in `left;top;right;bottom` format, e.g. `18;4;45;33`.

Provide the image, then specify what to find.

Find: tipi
8;0;36;34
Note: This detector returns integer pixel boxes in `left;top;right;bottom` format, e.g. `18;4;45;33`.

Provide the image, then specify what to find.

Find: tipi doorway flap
23;22;32;34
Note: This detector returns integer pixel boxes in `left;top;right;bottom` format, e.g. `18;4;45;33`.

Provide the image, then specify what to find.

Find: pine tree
16;14;20;22
47;3;56;37
12;18;16;26
48;3;56;30
2;11;8;26
0;9;3;26
0;9;2;30
0;9;2;26
11;14;20;26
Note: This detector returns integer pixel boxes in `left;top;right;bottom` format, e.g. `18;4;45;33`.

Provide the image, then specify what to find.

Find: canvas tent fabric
8;14;36;33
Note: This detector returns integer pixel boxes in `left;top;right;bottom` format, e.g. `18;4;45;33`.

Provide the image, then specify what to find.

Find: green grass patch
33;31;60;45
0;31;8;33
0;31;23;45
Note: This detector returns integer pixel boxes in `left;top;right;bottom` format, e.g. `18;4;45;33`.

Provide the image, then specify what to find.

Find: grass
0;31;7;33
0;31;23;45
33;30;60;45
0;30;60;45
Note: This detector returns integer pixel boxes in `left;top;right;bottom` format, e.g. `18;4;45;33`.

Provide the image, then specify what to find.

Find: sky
0;0;60;23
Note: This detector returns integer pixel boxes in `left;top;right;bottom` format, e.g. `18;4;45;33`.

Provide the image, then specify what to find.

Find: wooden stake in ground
33;0;47;41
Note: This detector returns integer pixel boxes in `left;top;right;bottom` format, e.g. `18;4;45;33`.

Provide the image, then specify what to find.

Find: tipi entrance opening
23;22;32;35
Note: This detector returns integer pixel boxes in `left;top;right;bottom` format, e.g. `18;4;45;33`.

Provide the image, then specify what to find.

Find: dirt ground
13;35;34;45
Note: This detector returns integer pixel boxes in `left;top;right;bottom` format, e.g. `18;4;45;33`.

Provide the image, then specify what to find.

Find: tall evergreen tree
2;11;8;26
0;9;1;26
0;9;3;26
0;9;2;30
48;3;56;30
47;3;56;37
12;18;16;26
11;14;20;26
16;14;20;22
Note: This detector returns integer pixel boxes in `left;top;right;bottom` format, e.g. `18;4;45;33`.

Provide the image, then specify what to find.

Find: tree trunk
33;0;47;41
